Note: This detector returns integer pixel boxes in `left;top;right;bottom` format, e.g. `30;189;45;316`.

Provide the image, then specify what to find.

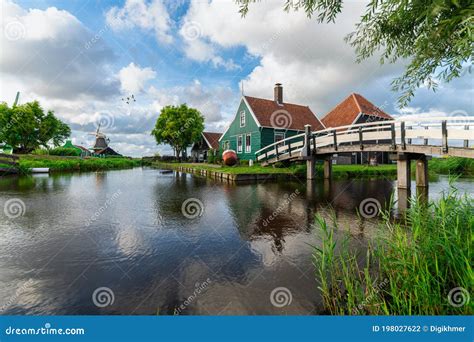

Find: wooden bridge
255;117;473;191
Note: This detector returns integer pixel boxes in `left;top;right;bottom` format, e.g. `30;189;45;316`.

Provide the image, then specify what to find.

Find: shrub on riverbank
313;185;473;315
49;147;81;156
429;157;474;176
19;155;140;172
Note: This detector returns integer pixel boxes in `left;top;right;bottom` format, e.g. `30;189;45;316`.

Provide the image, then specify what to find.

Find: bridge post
307;156;316;180
304;124;312;157
415;155;428;188
323;156;332;179
464;125;469;148
396;154;411;190
442;120;448;153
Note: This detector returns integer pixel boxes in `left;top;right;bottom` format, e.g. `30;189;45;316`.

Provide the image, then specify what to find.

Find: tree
237;0;473;106
0;101;71;153
151;104;205;160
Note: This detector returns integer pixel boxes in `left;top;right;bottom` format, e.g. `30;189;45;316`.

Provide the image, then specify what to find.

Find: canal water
0;168;472;315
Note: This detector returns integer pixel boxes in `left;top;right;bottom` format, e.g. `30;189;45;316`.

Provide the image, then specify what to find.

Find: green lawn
19;155;141;173
153;161;397;178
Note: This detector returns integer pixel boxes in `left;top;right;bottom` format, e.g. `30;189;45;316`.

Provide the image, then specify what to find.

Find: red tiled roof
202;132;222;149
244;96;324;131
321;93;393;128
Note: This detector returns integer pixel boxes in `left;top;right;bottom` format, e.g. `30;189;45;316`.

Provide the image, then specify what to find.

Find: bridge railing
255;116;474;163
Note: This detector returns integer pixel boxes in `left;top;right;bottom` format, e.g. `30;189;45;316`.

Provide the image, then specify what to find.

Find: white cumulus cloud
105;0;173;44
118;62;156;94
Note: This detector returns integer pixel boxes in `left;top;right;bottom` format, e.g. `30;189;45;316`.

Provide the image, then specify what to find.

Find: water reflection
0;169;472;315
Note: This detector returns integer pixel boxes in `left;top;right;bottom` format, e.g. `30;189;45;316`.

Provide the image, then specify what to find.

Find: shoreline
152;161;398;182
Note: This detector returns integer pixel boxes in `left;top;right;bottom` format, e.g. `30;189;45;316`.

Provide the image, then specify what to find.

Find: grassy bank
18;155;141;172
153;161;397;178
428;157;474;176
313;185;472;315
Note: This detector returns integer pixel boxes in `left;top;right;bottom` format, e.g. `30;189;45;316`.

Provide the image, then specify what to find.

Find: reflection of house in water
224;183;311;254
224;178;396;252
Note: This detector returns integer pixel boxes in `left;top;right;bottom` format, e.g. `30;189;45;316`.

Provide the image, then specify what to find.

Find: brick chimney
274;83;283;104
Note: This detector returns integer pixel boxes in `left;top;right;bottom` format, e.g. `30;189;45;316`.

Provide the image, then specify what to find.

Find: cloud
105;0;173;44
181;0;406;115
118;62;156;94
178;20;239;70
149;80;234;125
0;0;119;101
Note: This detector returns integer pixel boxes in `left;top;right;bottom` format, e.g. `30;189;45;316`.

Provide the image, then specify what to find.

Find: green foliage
237;0;473;106
207;149;216;164
428;157;474;176
151;104;204;159
19;155;140;172
313;185;473;315
32;148;49;155
0;101;71;153
49;147;81;156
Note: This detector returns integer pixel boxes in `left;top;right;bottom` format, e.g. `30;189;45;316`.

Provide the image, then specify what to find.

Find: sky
1;0;472;156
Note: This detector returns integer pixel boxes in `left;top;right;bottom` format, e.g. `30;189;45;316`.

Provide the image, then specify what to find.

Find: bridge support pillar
323;157;332;179
396;155;411;190
415;156;428;188
307;156;316;180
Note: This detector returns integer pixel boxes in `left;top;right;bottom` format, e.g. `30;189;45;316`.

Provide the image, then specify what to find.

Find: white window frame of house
237;135;243;153
245;133;251;153
274;132;285;147
224;141;230;150
240;111;246;127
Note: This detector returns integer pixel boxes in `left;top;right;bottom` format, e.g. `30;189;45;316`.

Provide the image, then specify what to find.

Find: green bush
239;159;249;166
207;149;216;164
32;148;49;155
49;147;81;156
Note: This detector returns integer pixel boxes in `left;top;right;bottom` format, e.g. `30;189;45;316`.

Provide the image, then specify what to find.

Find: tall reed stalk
313;184;473;315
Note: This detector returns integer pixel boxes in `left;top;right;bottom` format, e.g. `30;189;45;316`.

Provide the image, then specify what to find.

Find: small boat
222;149;237;166
159;170;173;174
31;168;49;173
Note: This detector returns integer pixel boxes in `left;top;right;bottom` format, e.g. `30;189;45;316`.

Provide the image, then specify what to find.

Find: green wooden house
219;83;325;161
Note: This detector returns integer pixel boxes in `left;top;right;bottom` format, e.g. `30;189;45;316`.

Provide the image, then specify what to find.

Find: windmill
88;123;110;153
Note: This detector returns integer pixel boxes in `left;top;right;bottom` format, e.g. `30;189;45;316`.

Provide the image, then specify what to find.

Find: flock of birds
121;94;136;105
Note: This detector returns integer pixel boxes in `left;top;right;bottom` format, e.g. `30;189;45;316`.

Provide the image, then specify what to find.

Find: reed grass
313;183;473;315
